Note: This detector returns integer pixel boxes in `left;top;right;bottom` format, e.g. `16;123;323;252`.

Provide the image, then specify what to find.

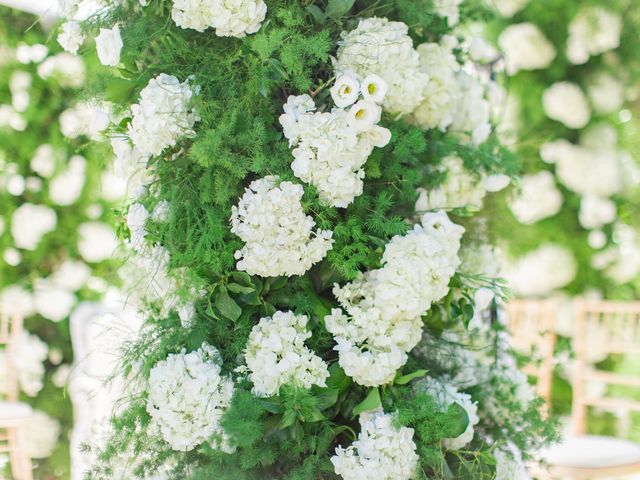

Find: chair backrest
572;299;640;435
0;312;23;401
505;299;557;406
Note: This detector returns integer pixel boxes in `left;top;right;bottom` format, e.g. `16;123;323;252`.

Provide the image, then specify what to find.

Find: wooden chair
0;312;33;480
505;299;557;405
540;299;640;479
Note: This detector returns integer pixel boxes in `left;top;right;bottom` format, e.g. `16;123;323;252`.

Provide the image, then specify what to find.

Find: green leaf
326;364;352;393
395;369;428;385
306;4;326;24
227;282;255;294
104;78;137;104
326;0;356;18
231;271;253;286
445;402;470;438
215;286;242;322
314;388;339;410
352;388;381;416
279;409;297;429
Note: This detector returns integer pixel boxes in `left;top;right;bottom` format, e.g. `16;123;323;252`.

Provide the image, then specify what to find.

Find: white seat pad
541;435;640;469
0;401;33;420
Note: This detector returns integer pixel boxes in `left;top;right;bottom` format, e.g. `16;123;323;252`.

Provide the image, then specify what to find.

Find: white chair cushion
0;400;33;420
540;435;640;469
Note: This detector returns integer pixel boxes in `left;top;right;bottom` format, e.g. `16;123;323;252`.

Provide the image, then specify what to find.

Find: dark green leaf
395;369;428;385
227;282;255;294
326;0;356;18
215;286;242;322
306;4;327;24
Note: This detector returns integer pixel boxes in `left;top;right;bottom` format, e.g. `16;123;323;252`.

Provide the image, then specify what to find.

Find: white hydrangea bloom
503;244;577;297
412;42;460;131
415;156;487;212
128;74;199;157
325;212;464;386
566;7;622;65
37;53;85;89
578;195;617;230
542;82;590;129
414;376;479;450
331;410;419;480
508;171;562;225
230;176;333;277
586;72;624;114
172;0;267;37
57;21;84;55
24;410;60;459
279;91;391;208
498;23;556;75
77;222;118;263
110;136;153;199
492;0;530;17
334;17;429;115
433;0;463;26
49;155;86;205
11;203;57;250
33;278;76;322
147;343;234;452
127;203;149;252
0;332;47;397
449;72;492;144
244;310;329;397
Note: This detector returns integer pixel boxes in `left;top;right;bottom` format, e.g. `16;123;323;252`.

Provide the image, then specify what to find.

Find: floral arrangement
0;8;122;477
487;0;640;300
62;0;556;478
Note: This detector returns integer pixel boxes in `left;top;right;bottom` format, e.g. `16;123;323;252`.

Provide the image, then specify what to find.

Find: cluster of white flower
492;0;530;17
331;410;419;480
334;17;428;116
415;156;488;212
95;25;123;67
495;444;530;480
230;176;333;277
49;155;86;205
110;136;153;199
566;7;622;65
9;70;31;113
24;410;61;459
37;52;85;89
503;244;577;298
578;194;616;230
509;171;562;225
77;221;119;263
433;0;463;26
128;74;199;157
147;343;234;452
414;376;479;450
279;77;391;207
243;310;329;397
325;212;464;386
0;332;48;397
592;223;640;284
171;0;267;37
498;23;556;74
10;203;57;251
542;81;590;129
586;72;625;115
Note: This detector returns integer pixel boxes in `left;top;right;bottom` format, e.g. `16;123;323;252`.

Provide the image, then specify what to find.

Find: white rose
331;74;360;108
95;25;123;67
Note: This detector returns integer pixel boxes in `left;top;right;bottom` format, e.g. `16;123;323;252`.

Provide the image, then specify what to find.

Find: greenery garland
60;1;557;478
0;8;122;479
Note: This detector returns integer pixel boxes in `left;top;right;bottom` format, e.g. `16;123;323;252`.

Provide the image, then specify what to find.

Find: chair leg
7;426;33;480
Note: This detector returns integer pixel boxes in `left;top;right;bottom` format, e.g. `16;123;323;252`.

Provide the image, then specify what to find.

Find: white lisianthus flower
11;203;57;250
498;23;556;74
244;311;329;397
347;100;381;132
95;25;123;67
542;82;590;129
509;171;563;225
361;74;387;104
147;343;234;452
57;21;84;55
330;74;360;108
331;410;419;480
